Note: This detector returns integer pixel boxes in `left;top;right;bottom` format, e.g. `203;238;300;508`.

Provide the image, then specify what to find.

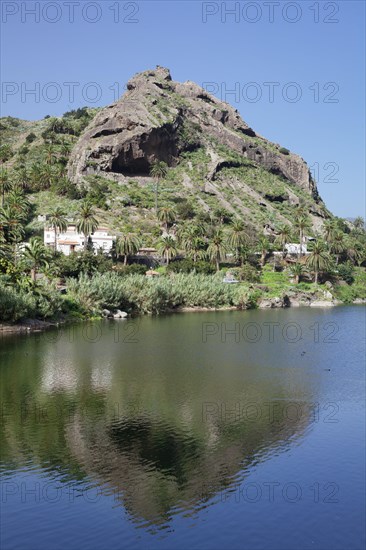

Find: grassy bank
2;266;365;327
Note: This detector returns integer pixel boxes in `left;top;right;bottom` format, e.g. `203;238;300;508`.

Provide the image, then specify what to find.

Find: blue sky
1;0;365;217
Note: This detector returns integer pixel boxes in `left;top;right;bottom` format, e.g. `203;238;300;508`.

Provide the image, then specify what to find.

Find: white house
285;243;308;255
44;225;116;256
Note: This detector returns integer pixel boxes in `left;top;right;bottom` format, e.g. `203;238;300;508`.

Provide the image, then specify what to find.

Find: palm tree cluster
0;187;30;263
1;128;365;290
286;216;365;284
154;217;252;270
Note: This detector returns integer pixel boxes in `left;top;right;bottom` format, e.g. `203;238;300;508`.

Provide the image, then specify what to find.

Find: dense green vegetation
0;110;365;325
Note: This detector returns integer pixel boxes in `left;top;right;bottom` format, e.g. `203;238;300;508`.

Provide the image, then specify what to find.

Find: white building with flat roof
44;225;116;256
285;243;308;255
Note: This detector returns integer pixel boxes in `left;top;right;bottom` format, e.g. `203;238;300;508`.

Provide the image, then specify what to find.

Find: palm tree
295;204;308;218
116;234;141;265
346;238;363;266
44;144;57;166
290;262;305;284
0;144;13;164
157;206;176;232
14;165;29;191
59;138;72;158
40;164;54;189
0;169;11;206
150;160;168;213
213;207;229;225
76;201;98;251
48;207;68;252
257;236;271;267
329;231;346;264
353;216;365;234
323;219;337;244
22;237;50;282
0;206;25;262
294;216;311;257
275;224;291;258
6;190;30;220
227;219;249;265
306;241;331;284
29;163;43;189
207;228;227;271
157;235;177;265
179;225;205;262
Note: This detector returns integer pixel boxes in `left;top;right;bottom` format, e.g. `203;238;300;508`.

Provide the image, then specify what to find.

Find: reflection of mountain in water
0;320;317;529
66;403;311;528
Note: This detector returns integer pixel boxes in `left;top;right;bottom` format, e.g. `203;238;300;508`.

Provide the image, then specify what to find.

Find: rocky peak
67;67;326;229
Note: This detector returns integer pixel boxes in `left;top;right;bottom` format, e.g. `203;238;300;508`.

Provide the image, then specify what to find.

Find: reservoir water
1;307;365;550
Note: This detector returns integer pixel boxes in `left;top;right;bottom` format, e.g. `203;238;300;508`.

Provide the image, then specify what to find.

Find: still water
1;307;365;550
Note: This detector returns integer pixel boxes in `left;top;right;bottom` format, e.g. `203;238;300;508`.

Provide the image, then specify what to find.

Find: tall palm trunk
124;254;128;266
155;180;159;213
298;231;303;258
314;270;318;284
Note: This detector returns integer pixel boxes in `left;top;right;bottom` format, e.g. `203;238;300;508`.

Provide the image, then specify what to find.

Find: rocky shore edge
2;295;365;336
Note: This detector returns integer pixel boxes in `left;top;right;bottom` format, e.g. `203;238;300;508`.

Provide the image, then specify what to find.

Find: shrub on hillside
0;282;37;322
55;251;113;278
25;132;37;143
50;178;86;199
337;262;355;284
114;263;147;276
175;199;196;220
231;264;260;282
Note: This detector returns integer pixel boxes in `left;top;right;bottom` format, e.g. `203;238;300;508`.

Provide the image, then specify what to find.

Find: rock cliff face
68;66;327;229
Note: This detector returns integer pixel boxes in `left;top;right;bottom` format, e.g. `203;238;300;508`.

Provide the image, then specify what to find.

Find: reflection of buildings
40;339;113;393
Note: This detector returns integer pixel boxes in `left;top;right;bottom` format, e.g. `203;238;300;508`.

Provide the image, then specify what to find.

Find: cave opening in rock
109;126;180;177
111;155;151;176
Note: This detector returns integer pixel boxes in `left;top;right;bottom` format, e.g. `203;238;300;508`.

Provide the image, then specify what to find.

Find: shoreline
1;299;365;336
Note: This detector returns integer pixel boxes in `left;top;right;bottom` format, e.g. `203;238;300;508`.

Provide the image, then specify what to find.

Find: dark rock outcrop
68;66;327;229
69;67;318;193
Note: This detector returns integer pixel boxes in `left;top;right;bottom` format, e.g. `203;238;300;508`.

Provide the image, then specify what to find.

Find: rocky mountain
68;66;329;232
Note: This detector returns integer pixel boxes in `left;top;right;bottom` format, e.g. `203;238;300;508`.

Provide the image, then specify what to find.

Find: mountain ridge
0;66;332;238
66;66;328;233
